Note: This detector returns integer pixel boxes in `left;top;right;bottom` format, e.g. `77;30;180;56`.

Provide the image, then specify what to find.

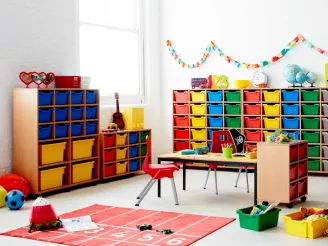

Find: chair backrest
142;135;151;174
211;130;236;153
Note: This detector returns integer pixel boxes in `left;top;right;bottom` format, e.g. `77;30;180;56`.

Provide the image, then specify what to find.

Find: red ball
0;174;29;197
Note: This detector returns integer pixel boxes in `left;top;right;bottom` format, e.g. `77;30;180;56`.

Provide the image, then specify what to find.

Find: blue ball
5;190;25;210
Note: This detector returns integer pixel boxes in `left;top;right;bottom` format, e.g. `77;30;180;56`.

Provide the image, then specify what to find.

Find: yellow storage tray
190;104;206;114
116;161;128;174
40;142;67;165
40;166;65;191
283;208;328;239
117;148;127;160
190;91;206;102
191;117;206;127
72;161;94;184
263;131;274;141
263;104;280;115
191;141;207;149
72;138;95;160
191;129;206;140
263;117;280;129
117;133;127;146
263;90;280;102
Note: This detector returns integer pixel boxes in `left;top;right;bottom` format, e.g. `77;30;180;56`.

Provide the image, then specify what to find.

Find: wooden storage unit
13;89;100;195
257;140;308;208
100;129;151;179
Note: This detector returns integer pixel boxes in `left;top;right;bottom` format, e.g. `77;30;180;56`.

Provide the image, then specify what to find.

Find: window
79;0;145;105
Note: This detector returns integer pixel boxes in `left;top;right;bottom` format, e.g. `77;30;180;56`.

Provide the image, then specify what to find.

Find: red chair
135;136;180;206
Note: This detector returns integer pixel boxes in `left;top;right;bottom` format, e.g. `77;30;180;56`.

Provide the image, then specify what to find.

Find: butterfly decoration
19;72;55;88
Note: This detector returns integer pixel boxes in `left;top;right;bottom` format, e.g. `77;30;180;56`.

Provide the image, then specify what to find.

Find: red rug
1;204;235;245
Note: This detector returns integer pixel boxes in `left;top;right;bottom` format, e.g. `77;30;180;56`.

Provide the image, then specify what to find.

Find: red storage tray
244;130;261;141
244;90;261;102
55;76;81;88
174;104;189;114
174;141;189;151
174;91;189;102
290;183;298;199
244;117;261;128
174;116;189;127
290;164;298;181
104;149;115;162
290;145;298;162
298;144;306;159
104;163;116;177
244;143;256;152
174;129;189;139
104;135;115;148
298;179;307;196
298;161;307;177
244;104;261;115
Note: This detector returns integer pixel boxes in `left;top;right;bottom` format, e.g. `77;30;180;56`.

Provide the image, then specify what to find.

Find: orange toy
0;174;29;197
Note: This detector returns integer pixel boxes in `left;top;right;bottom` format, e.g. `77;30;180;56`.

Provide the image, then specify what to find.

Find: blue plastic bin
71;122;83;136
38;108;53;123
208;142;212;151
129;159;140;172
86;121;98;135
282;131;300;140
282;104;299;115
38;125;53;140
38;91;53;106
282;117;299;129
86;106;98;119
207;104;223;114
86;91;98;104
208;117;223;127
207;129;224;140
55;124;69;138
129;146;139;158
282;90;299;101
55;91;69;105
71;107;84;120
71;91;84;104
129;132;139;144
55;108;69;122
207;91;223;102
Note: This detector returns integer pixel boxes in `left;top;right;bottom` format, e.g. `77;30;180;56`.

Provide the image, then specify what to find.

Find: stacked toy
267;130;294;143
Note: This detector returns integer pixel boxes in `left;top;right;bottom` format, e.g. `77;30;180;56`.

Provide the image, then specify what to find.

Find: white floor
0;170;328;245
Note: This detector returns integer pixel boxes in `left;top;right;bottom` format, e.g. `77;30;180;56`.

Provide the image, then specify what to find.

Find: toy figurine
107;123;118;131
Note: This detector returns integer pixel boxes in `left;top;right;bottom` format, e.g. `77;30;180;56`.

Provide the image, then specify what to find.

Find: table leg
254;164;257;205
157;159;161;198
183;162;186;190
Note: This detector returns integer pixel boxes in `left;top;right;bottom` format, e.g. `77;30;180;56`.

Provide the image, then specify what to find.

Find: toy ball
0;186;7;208
296;71;306;84
5;190;25;210
284;64;302;84
0;174;29;197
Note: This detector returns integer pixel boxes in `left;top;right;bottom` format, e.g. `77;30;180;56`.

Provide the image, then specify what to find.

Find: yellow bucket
116;134;127;146
191;129;206;140
191;141;207;149
72;138;95;160
116;161;127;174
263;90;280;102
190;91;206;102
191;117;206;127
263;104;280;115
40;166;65;191
40;142;67;165
190;104;206;114
72;161;94;183
116;148;127;160
263;117;280;129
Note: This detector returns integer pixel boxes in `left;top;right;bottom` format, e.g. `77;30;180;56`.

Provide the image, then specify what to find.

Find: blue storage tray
208;142;212;151
55;108;69;122
282;104;299;115
71;91;84;104
86;91;98;104
86;106;98;119
208;116;223;127
38;91;53;106
282;90;299;101
207;104;223;114
282;131;300;140
282;117;299;129
129;132;139;144
38;125;53;140
71;122;83;136
38;108;53;123
86;121;98;135
207;91;223;102
129;146;139;158
55;124;69;138
207;129;224;140
71;107;84;120
55;91;69;105
129;159;140;172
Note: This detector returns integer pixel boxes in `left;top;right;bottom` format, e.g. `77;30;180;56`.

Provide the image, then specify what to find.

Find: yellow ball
0;186;7;208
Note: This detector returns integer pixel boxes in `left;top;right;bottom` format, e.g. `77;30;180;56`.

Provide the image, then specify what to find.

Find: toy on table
112;92;125;130
191;78;208;89
0;186;7;208
267;130;294;143
5;190;25;210
194;146;209;155
180;149;195;155
0;173;29;197
107;123;118;131
245;147;257;159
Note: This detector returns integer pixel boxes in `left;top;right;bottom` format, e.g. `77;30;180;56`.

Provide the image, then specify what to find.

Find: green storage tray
140;131;150;143
301;104;320;115
308;159;320;171
236;205;281;232
140;158;145;169
308;145;320;157
302;131;320;143
302;118;320;129
225;91;241;101
225;104;241;114
140;144;147;156
301;90;319;101
225;117;241;128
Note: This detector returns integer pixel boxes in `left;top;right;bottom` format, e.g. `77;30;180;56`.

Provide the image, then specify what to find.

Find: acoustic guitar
112;92;125;130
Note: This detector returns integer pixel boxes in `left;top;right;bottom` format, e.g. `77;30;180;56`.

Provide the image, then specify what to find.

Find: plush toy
0;186;7;208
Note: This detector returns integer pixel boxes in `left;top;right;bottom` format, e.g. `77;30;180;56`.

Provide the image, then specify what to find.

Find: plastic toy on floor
5;190;25;210
0;174;29;197
0;186;7;208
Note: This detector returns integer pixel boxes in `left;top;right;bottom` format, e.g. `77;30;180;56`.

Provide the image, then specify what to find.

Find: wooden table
157;153;258;205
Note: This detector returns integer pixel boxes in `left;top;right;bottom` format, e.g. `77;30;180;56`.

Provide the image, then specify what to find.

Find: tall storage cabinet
13;89;100;195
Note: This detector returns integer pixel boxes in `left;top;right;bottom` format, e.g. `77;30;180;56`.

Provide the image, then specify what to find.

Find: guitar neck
116;99;120;112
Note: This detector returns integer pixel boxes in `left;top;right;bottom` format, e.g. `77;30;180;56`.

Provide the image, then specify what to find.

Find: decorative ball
296;71;306;84
5;190;25;210
0;186;7;208
284;64;303;84
0;174;29;197
306;72;317;84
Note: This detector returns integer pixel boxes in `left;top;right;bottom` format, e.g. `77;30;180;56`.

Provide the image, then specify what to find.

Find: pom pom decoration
0;174;29;197
5;190;25;210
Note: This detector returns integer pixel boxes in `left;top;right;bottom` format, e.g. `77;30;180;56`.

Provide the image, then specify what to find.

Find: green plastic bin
225;91;241;101
302;131;320;143
140;158;145;170
301;90;319;101
225;117;241;128
236;205;281;232
140;131;150;143
140;144;147;156
302;118;320;129
308;159;320;171
301;104;320;115
308;145;320;157
225;104;241;114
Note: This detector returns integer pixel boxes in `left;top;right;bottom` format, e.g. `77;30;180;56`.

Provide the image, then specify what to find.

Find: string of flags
166;34;328;69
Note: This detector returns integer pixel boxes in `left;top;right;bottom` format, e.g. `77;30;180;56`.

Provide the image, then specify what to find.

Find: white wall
160;0;328;154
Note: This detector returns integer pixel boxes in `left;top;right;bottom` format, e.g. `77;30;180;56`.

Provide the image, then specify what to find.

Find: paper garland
166;34;328;69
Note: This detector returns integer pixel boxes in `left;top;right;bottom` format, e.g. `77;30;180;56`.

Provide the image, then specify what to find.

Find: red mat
2;204;235;246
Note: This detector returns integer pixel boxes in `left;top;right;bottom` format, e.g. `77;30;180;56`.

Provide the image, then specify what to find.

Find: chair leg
203;168;211;189
235;167;242;187
137;178;153;199
135;179;156;206
170;178;179;205
245;167;249;193
214;168;218;195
